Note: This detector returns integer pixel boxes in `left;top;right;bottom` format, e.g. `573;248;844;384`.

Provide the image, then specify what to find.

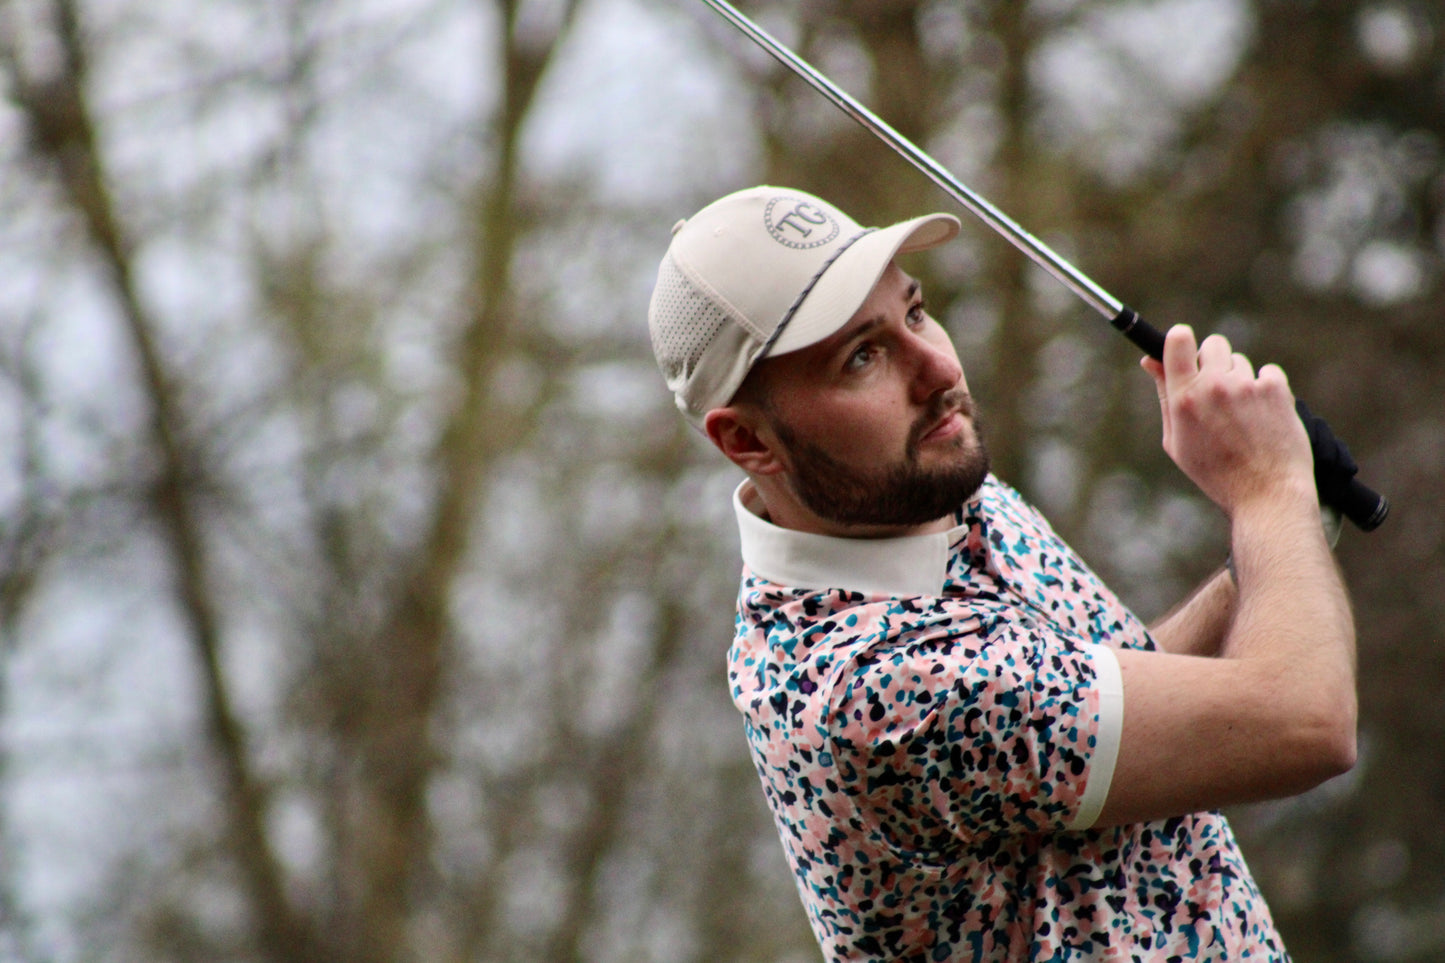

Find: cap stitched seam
759;227;876;358
668;247;770;343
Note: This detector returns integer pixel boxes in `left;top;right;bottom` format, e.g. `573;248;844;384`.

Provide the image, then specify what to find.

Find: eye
907;299;928;326
844;342;875;372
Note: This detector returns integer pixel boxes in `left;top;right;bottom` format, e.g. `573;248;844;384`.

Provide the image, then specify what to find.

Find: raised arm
1094;326;1356;827
1147;567;1234;657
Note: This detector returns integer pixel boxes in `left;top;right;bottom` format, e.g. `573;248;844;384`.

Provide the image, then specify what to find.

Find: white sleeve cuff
1066;644;1124;831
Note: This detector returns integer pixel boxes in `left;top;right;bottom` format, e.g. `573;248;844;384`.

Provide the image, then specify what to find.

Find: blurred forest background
0;0;1440;960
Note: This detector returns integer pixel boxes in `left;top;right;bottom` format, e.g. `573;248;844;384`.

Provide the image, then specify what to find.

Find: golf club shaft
701;0;1388;532
700;0;1123;321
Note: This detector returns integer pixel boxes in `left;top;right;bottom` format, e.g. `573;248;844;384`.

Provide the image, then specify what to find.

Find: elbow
1325;707;1359;777
1322;675;1359;776
1295;693;1358;785
1314;725;1357;781
1256;659;1358;793
1269;722;1355;800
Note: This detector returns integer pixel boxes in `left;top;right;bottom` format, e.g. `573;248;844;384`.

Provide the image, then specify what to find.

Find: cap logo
764;197;840;250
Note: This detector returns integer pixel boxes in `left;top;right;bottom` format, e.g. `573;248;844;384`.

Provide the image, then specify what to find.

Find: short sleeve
829;624;1124;847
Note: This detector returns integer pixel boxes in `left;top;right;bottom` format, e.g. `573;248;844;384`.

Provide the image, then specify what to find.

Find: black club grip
1111;306;1389;532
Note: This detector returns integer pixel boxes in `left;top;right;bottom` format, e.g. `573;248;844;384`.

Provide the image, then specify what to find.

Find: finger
1257;361;1293;396
1231;351;1255;379
1257;361;1289;388
1196;333;1234;371
1162;325;1199;383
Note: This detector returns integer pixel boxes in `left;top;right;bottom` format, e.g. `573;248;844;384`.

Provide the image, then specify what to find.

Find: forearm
1150;505;1346;658
1223;491;1358;762
1148;566;1236;656
1226;493;1354;665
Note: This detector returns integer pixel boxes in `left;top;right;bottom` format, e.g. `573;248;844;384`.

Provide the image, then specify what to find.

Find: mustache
909;387;976;447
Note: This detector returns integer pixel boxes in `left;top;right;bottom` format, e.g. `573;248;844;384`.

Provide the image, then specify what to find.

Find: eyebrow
833;278;923;346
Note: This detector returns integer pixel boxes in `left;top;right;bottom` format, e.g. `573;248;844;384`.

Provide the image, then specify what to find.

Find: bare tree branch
1;2;322;960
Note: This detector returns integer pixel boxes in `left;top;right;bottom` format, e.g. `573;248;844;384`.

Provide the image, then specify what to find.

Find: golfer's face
756;262;988;533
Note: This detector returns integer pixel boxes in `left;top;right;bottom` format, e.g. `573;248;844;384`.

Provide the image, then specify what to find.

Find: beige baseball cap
647;185;960;427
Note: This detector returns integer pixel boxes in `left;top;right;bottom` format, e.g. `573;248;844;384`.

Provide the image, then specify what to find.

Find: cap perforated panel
649;252;731;388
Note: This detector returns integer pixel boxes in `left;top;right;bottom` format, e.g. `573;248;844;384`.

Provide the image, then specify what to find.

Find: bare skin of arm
1147;567;1234;657
1093;325;1356;828
1148;515;1341;657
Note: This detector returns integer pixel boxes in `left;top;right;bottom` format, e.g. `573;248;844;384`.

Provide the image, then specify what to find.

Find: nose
906;324;964;403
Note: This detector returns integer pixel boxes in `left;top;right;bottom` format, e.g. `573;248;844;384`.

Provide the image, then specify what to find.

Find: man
647;185;1355;961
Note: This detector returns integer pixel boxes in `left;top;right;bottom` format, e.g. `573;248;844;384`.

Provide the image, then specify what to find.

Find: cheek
786;396;912;461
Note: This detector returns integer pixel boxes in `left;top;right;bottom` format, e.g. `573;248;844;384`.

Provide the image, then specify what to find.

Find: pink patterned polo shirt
728;475;1287;961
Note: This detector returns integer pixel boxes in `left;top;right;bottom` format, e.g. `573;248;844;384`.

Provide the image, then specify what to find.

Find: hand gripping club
700;0;1388;531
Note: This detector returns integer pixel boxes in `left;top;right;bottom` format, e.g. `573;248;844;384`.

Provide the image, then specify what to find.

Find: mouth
913;390;974;447
919;410;965;444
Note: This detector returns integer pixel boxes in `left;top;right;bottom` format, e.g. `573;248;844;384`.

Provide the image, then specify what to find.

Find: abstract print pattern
729;476;1287;961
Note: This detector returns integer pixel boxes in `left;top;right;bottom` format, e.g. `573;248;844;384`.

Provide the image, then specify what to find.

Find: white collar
732;480;972;597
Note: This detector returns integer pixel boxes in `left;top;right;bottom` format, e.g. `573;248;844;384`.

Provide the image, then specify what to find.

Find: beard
772;388;991;529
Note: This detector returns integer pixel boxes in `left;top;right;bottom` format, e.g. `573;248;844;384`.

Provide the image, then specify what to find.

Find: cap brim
765;212;961;358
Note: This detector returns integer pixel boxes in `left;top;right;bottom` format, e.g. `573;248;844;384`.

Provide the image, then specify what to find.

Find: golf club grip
1110;306;1389;532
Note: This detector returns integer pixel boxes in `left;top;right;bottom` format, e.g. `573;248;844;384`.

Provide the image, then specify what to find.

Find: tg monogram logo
764;197;840;250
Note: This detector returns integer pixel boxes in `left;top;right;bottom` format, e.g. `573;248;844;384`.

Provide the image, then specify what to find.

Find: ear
703;406;786;476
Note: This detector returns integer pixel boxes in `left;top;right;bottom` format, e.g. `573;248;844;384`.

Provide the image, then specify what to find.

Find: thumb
1140;354;1165;386
1141;355;1171;441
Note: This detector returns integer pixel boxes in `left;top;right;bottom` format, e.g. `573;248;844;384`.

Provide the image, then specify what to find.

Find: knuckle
1258;363;1288;386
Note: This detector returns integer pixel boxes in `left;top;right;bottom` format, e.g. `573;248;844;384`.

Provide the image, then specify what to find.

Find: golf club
700;0;1389;532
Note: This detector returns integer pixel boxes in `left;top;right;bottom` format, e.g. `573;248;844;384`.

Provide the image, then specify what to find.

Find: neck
749;476;955;539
